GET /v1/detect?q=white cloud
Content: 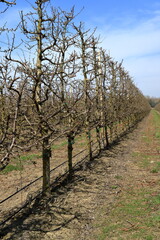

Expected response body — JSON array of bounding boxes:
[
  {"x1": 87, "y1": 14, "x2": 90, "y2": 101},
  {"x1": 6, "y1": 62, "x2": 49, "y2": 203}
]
[
  {"x1": 100, "y1": 12, "x2": 160, "y2": 59},
  {"x1": 98, "y1": 10, "x2": 160, "y2": 97},
  {"x1": 124, "y1": 55, "x2": 160, "y2": 97}
]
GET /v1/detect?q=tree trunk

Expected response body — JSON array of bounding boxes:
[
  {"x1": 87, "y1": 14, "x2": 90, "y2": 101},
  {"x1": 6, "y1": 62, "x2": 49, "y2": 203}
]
[
  {"x1": 110, "y1": 125, "x2": 113, "y2": 143},
  {"x1": 42, "y1": 137, "x2": 51, "y2": 196},
  {"x1": 36, "y1": 1, "x2": 51, "y2": 196},
  {"x1": 67, "y1": 132, "x2": 74, "y2": 179},
  {"x1": 96, "y1": 126, "x2": 101, "y2": 151},
  {"x1": 104, "y1": 125, "x2": 109, "y2": 148},
  {"x1": 86, "y1": 126, "x2": 92, "y2": 161}
]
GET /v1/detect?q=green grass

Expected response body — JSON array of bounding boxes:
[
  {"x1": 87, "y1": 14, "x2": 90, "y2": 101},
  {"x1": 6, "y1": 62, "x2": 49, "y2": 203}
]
[
  {"x1": 151, "y1": 168, "x2": 159, "y2": 173},
  {"x1": 131, "y1": 152, "x2": 140, "y2": 157},
  {"x1": 1, "y1": 153, "x2": 42, "y2": 174},
  {"x1": 155, "y1": 132, "x2": 160, "y2": 139},
  {"x1": 51, "y1": 134, "x2": 89, "y2": 151},
  {"x1": 149, "y1": 194, "x2": 160, "y2": 205},
  {"x1": 94, "y1": 110, "x2": 160, "y2": 240},
  {"x1": 139, "y1": 155, "x2": 151, "y2": 168},
  {"x1": 77, "y1": 142, "x2": 86, "y2": 147},
  {"x1": 1, "y1": 163, "x2": 23, "y2": 174},
  {"x1": 150, "y1": 162, "x2": 160, "y2": 173},
  {"x1": 115, "y1": 175, "x2": 123, "y2": 180},
  {"x1": 132, "y1": 150, "x2": 160, "y2": 172},
  {"x1": 152, "y1": 110, "x2": 160, "y2": 140},
  {"x1": 110, "y1": 185, "x2": 118, "y2": 189},
  {"x1": 19, "y1": 153, "x2": 42, "y2": 161},
  {"x1": 132, "y1": 152, "x2": 152, "y2": 169},
  {"x1": 153, "y1": 110, "x2": 160, "y2": 123},
  {"x1": 97, "y1": 224, "x2": 120, "y2": 240},
  {"x1": 94, "y1": 188, "x2": 160, "y2": 240},
  {"x1": 142, "y1": 135, "x2": 152, "y2": 143},
  {"x1": 145, "y1": 236, "x2": 154, "y2": 240},
  {"x1": 51, "y1": 140, "x2": 68, "y2": 149}
]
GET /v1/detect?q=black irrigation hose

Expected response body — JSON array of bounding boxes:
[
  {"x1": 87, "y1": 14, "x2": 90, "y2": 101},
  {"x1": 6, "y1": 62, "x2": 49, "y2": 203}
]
[
  {"x1": 0, "y1": 134, "x2": 92, "y2": 205},
  {"x1": 0, "y1": 197, "x2": 33, "y2": 227},
  {"x1": 0, "y1": 142, "x2": 98, "y2": 226},
  {"x1": 50, "y1": 160, "x2": 68, "y2": 173},
  {"x1": 0, "y1": 167, "x2": 72, "y2": 228},
  {"x1": 0, "y1": 152, "x2": 90, "y2": 227},
  {"x1": 92, "y1": 140, "x2": 99, "y2": 147},
  {"x1": 72, "y1": 148, "x2": 86, "y2": 159},
  {"x1": 0, "y1": 160, "x2": 70, "y2": 205},
  {"x1": 0, "y1": 133, "x2": 119, "y2": 226},
  {"x1": 0, "y1": 156, "x2": 83, "y2": 205},
  {"x1": 0, "y1": 175, "x2": 43, "y2": 205}
]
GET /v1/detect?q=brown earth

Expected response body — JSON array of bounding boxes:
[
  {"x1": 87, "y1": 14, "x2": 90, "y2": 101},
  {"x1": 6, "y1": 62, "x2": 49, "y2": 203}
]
[
  {"x1": 0, "y1": 110, "x2": 160, "y2": 239},
  {"x1": 0, "y1": 133, "x2": 92, "y2": 222}
]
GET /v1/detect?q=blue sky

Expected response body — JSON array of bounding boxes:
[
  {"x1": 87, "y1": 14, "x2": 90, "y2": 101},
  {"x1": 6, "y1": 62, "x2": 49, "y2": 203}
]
[{"x1": 1, "y1": 0, "x2": 160, "y2": 97}]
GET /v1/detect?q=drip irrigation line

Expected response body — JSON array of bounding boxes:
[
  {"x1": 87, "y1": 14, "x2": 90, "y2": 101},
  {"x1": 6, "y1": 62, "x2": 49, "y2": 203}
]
[
  {"x1": 0, "y1": 152, "x2": 88, "y2": 227},
  {"x1": 72, "y1": 147, "x2": 87, "y2": 159},
  {"x1": 0, "y1": 160, "x2": 68, "y2": 205},
  {"x1": 0, "y1": 143, "x2": 95, "y2": 205},
  {"x1": 0, "y1": 134, "x2": 108, "y2": 206},
  {"x1": 0, "y1": 142, "x2": 100, "y2": 226},
  {"x1": 0, "y1": 139, "x2": 96, "y2": 205},
  {"x1": 0, "y1": 175, "x2": 43, "y2": 205},
  {"x1": 0, "y1": 196, "x2": 33, "y2": 227},
  {"x1": 50, "y1": 160, "x2": 68, "y2": 173},
  {"x1": 92, "y1": 140, "x2": 98, "y2": 147}
]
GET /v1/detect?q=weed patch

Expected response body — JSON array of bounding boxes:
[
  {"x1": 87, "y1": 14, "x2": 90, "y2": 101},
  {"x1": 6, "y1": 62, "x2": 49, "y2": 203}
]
[
  {"x1": 1, "y1": 163, "x2": 23, "y2": 174},
  {"x1": 115, "y1": 175, "x2": 123, "y2": 180},
  {"x1": 19, "y1": 154, "x2": 42, "y2": 161},
  {"x1": 52, "y1": 141, "x2": 68, "y2": 149}
]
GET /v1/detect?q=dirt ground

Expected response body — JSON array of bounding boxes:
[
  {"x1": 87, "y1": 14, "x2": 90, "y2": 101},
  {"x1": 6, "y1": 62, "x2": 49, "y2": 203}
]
[
  {"x1": 0, "y1": 133, "x2": 91, "y2": 222},
  {"x1": 0, "y1": 110, "x2": 160, "y2": 240}
]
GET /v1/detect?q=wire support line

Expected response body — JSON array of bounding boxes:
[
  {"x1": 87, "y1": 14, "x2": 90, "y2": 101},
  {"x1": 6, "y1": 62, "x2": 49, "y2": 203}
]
[{"x1": 0, "y1": 140, "x2": 99, "y2": 205}]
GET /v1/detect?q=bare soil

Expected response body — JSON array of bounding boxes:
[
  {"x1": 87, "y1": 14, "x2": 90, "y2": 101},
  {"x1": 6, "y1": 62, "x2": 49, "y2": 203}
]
[{"x1": 0, "y1": 133, "x2": 91, "y2": 222}]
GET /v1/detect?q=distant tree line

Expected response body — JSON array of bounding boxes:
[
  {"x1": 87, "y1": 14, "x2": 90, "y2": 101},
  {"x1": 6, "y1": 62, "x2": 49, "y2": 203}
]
[
  {"x1": 146, "y1": 96, "x2": 160, "y2": 108},
  {"x1": 155, "y1": 103, "x2": 160, "y2": 112}
]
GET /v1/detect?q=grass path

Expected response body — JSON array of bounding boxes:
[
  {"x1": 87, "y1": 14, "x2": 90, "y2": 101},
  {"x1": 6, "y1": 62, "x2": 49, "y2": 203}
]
[{"x1": 91, "y1": 109, "x2": 160, "y2": 240}]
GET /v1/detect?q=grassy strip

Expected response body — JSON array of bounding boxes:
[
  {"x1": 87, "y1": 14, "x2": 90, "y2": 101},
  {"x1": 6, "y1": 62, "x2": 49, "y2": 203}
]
[
  {"x1": 1, "y1": 163, "x2": 23, "y2": 174},
  {"x1": 1, "y1": 154, "x2": 42, "y2": 174},
  {"x1": 152, "y1": 110, "x2": 160, "y2": 139},
  {"x1": 93, "y1": 110, "x2": 160, "y2": 240},
  {"x1": 95, "y1": 189, "x2": 160, "y2": 240}
]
